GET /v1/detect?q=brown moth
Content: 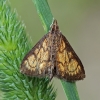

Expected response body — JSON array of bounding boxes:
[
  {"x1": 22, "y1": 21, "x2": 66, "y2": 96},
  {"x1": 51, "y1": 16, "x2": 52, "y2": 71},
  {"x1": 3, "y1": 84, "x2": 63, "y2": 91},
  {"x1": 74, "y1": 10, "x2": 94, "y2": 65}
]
[{"x1": 20, "y1": 19, "x2": 85, "y2": 82}]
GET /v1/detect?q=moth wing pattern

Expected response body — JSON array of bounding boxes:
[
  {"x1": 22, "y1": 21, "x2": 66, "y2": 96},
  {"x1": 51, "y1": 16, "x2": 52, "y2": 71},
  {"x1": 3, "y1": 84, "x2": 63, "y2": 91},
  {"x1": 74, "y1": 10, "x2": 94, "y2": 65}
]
[
  {"x1": 20, "y1": 33, "x2": 53, "y2": 78},
  {"x1": 20, "y1": 19, "x2": 85, "y2": 82},
  {"x1": 56, "y1": 33, "x2": 85, "y2": 81}
]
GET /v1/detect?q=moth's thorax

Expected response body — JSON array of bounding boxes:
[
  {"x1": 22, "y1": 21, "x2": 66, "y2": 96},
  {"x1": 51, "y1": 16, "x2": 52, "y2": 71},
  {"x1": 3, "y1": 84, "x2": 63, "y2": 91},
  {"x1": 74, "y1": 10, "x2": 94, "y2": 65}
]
[
  {"x1": 50, "y1": 19, "x2": 59, "y2": 32},
  {"x1": 49, "y1": 31, "x2": 61, "y2": 53},
  {"x1": 48, "y1": 30, "x2": 61, "y2": 68}
]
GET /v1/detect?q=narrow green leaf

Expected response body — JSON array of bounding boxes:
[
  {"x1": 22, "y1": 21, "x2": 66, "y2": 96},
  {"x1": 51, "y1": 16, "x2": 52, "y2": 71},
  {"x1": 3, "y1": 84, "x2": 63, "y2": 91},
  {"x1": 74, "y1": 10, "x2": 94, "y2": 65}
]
[
  {"x1": 61, "y1": 81, "x2": 80, "y2": 100},
  {"x1": 32, "y1": 0, "x2": 53, "y2": 32}
]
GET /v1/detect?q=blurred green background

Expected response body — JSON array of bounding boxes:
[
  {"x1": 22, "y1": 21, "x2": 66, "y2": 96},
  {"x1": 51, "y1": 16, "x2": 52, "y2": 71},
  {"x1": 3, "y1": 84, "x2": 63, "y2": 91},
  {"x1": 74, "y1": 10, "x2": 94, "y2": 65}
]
[{"x1": 7, "y1": 0, "x2": 100, "y2": 100}]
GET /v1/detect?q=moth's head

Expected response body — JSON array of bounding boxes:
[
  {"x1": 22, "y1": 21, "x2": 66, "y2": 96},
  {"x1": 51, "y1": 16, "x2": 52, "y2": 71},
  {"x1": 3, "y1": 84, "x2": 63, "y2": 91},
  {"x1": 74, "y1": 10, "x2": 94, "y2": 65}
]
[{"x1": 50, "y1": 19, "x2": 59, "y2": 32}]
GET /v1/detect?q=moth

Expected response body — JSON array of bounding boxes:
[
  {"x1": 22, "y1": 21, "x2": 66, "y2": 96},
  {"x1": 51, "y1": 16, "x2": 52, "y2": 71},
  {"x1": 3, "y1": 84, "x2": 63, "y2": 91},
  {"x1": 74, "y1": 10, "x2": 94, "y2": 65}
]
[{"x1": 20, "y1": 19, "x2": 85, "y2": 82}]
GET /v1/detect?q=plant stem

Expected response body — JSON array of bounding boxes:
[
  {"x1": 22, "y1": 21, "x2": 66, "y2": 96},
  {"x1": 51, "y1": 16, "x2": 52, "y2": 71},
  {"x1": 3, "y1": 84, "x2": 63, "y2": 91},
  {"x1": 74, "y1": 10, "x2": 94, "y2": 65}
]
[
  {"x1": 32, "y1": 0, "x2": 80, "y2": 100},
  {"x1": 33, "y1": 0, "x2": 53, "y2": 32},
  {"x1": 61, "y1": 81, "x2": 80, "y2": 100}
]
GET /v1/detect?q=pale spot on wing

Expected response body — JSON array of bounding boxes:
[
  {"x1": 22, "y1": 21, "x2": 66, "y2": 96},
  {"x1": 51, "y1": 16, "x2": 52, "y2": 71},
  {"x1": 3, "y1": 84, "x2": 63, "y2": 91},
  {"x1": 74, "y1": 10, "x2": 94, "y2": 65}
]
[
  {"x1": 68, "y1": 52, "x2": 73, "y2": 58},
  {"x1": 39, "y1": 62, "x2": 46, "y2": 74},
  {"x1": 28, "y1": 55, "x2": 35, "y2": 62},
  {"x1": 37, "y1": 48, "x2": 43, "y2": 59},
  {"x1": 23, "y1": 60, "x2": 35, "y2": 71},
  {"x1": 42, "y1": 51, "x2": 49, "y2": 60},
  {"x1": 78, "y1": 65, "x2": 81, "y2": 70},
  {"x1": 76, "y1": 66, "x2": 80, "y2": 73},
  {"x1": 57, "y1": 63, "x2": 65, "y2": 76},
  {"x1": 37, "y1": 52, "x2": 40, "y2": 58},
  {"x1": 59, "y1": 40, "x2": 65, "y2": 52},
  {"x1": 56, "y1": 50, "x2": 66, "y2": 65},
  {"x1": 65, "y1": 51, "x2": 69, "y2": 63},
  {"x1": 74, "y1": 70, "x2": 77, "y2": 75},
  {"x1": 66, "y1": 62, "x2": 81, "y2": 76},
  {"x1": 71, "y1": 72, "x2": 74, "y2": 76},
  {"x1": 27, "y1": 55, "x2": 36, "y2": 68},
  {"x1": 43, "y1": 39, "x2": 48, "y2": 51},
  {"x1": 33, "y1": 60, "x2": 37, "y2": 67},
  {"x1": 40, "y1": 62, "x2": 46, "y2": 69},
  {"x1": 31, "y1": 67, "x2": 35, "y2": 71},
  {"x1": 34, "y1": 48, "x2": 39, "y2": 54},
  {"x1": 68, "y1": 59, "x2": 78, "y2": 72},
  {"x1": 59, "y1": 63, "x2": 64, "y2": 72}
]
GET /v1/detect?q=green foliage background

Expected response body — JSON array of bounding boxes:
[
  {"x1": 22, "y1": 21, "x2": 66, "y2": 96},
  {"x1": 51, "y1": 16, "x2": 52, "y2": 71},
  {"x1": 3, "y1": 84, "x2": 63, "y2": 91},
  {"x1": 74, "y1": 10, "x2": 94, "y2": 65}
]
[{"x1": 1, "y1": 0, "x2": 100, "y2": 100}]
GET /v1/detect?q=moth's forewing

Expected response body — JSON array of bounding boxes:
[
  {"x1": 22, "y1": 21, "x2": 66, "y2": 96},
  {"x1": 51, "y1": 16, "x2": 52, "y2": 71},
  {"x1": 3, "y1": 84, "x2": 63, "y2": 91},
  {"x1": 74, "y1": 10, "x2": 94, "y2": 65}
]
[
  {"x1": 20, "y1": 33, "x2": 54, "y2": 79},
  {"x1": 55, "y1": 33, "x2": 85, "y2": 81}
]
